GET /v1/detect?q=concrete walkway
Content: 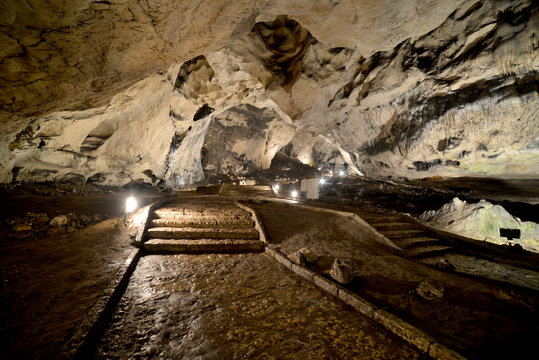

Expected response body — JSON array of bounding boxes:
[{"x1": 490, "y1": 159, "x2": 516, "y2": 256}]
[{"x1": 96, "y1": 253, "x2": 421, "y2": 359}]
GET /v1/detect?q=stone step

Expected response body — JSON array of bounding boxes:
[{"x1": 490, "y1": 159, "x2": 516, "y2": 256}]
[
  {"x1": 156, "y1": 206, "x2": 245, "y2": 213},
  {"x1": 154, "y1": 209, "x2": 249, "y2": 219},
  {"x1": 372, "y1": 222, "x2": 418, "y2": 231},
  {"x1": 143, "y1": 239, "x2": 264, "y2": 253},
  {"x1": 362, "y1": 215, "x2": 405, "y2": 224},
  {"x1": 162, "y1": 204, "x2": 240, "y2": 211},
  {"x1": 406, "y1": 245, "x2": 453, "y2": 259},
  {"x1": 381, "y1": 229, "x2": 428, "y2": 239},
  {"x1": 147, "y1": 227, "x2": 260, "y2": 240},
  {"x1": 219, "y1": 185, "x2": 272, "y2": 197},
  {"x1": 151, "y1": 218, "x2": 255, "y2": 229},
  {"x1": 395, "y1": 237, "x2": 441, "y2": 249}
]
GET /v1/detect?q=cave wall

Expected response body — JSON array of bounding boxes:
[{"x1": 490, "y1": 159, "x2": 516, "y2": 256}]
[
  {"x1": 322, "y1": 0, "x2": 539, "y2": 176},
  {"x1": 1, "y1": 0, "x2": 538, "y2": 186},
  {"x1": 0, "y1": 0, "x2": 464, "y2": 121}
]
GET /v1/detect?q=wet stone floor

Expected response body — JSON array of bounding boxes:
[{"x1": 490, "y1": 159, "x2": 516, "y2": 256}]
[{"x1": 96, "y1": 253, "x2": 422, "y2": 359}]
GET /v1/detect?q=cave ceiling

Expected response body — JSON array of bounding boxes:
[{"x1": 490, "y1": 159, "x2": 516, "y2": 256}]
[{"x1": 0, "y1": 0, "x2": 538, "y2": 186}]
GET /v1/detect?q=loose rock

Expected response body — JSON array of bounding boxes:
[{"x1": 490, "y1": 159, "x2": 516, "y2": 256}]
[
  {"x1": 50, "y1": 215, "x2": 70, "y2": 227},
  {"x1": 13, "y1": 224, "x2": 32, "y2": 232},
  {"x1": 288, "y1": 251, "x2": 306, "y2": 266},
  {"x1": 415, "y1": 281, "x2": 444, "y2": 301},
  {"x1": 298, "y1": 247, "x2": 318, "y2": 263},
  {"x1": 436, "y1": 258, "x2": 455, "y2": 271},
  {"x1": 79, "y1": 214, "x2": 94, "y2": 225},
  {"x1": 329, "y1": 258, "x2": 360, "y2": 284}
]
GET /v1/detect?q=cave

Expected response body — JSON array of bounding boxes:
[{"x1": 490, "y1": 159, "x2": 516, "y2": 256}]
[{"x1": 1, "y1": 1, "x2": 538, "y2": 359}]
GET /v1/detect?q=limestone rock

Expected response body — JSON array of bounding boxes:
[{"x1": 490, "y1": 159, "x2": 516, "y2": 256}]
[
  {"x1": 298, "y1": 247, "x2": 319, "y2": 263},
  {"x1": 202, "y1": 104, "x2": 295, "y2": 177},
  {"x1": 79, "y1": 215, "x2": 94, "y2": 225},
  {"x1": 436, "y1": 258, "x2": 455, "y2": 271},
  {"x1": 0, "y1": 0, "x2": 537, "y2": 184},
  {"x1": 329, "y1": 258, "x2": 360, "y2": 284},
  {"x1": 50, "y1": 215, "x2": 70, "y2": 227},
  {"x1": 288, "y1": 247, "x2": 319, "y2": 266},
  {"x1": 49, "y1": 213, "x2": 80, "y2": 227},
  {"x1": 13, "y1": 224, "x2": 32, "y2": 232},
  {"x1": 420, "y1": 197, "x2": 539, "y2": 253},
  {"x1": 26, "y1": 212, "x2": 50, "y2": 224},
  {"x1": 0, "y1": 0, "x2": 464, "y2": 122},
  {"x1": 415, "y1": 281, "x2": 444, "y2": 301},
  {"x1": 288, "y1": 251, "x2": 306, "y2": 266}
]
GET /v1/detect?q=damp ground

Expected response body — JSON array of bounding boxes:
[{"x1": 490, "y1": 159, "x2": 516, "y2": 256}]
[
  {"x1": 0, "y1": 184, "x2": 168, "y2": 360},
  {"x1": 249, "y1": 200, "x2": 539, "y2": 359},
  {"x1": 1, "y1": 178, "x2": 538, "y2": 359},
  {"x1": 95, "y1": 253, "x2": 421, "y2": 359}
]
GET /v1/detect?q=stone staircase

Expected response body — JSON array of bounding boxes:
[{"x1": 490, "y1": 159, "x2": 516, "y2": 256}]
[
  {"x1": 218, "y1": 184, "x2": 272, "y2": 198},
  {"x1": 359, "y1": 212, "x2": 452, "y2": 259},
  {"x1": 143, "y1": 198, "x2": 264, "y2": 253}
]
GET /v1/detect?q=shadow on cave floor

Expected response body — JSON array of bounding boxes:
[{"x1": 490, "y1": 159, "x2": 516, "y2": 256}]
[{"x1": 0, "y1": 184, "x2": 169, "y2": 360}]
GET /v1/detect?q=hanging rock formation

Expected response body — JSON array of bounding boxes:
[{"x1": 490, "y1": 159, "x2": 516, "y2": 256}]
[{"x1": 0, "y1": 0, "x2": 537, "y2": 186}]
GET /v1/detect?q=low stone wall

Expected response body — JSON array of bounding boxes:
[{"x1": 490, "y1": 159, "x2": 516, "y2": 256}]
[
  {"x1": 265, "y1": 245, "x2": 466, "y2": 360},
  {"x1": 239, "y1": 199, "x2": 465, "y2": 359}
]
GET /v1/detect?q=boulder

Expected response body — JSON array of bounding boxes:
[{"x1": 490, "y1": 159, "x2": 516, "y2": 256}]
[
  {"x1": 420, "y1": 198, "x2": 539, "y2": 253},
  {"x1": 329, "y1": 258, "x2": 360, "y2": 284}
]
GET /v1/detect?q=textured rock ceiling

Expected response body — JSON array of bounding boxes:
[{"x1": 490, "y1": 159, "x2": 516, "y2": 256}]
[{"x1": 0, "y1": 0, "x2": 538, "y2": 186}]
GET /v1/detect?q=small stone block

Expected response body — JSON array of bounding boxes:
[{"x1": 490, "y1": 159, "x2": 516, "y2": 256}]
[
  {"x1": 373, "y1": 309, "x2": 431, "y2": 353},
  {"x1": 428, "y1": 343, "x2": 467, "y2": 360},
  {"x1": 273, "y1": 252, "x2": 293, "y2": 269},
  {"x1": 313, "y1": 275, "x2": 339, "y2": 297},
  {"x1": 291, "y1": 263, "x2": 314, "y2": 282},
  {"x1": 338, "y1": 289, "x2": 376, "y2": 318}
]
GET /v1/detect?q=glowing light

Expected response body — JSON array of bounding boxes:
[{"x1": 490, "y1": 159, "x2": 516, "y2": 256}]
[
  {"x1": 339, "y1": 171, "x2": 345, "y2": 176},
  {"x1": 319, "y1": 178, "x2": 325, "y2": 185},
  {"x1": 292, "y1": 190, "x2": 298, "y2": 198},
  {"x1": 126, "y1": 197, "x2": 137, "y2": 213},
  {"x1": 274, "y1": 184, "x2": 280, "y2": 191}
]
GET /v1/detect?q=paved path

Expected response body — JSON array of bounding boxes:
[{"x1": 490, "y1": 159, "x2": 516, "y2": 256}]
[{"x1": 96, "y1": 253, "x2": 421, "y2": 359}]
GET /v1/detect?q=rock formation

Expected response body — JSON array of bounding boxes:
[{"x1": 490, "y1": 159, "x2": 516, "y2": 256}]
[
  {"x1": 420, "y1": 197, "x2": 539, "y2": 252},
  {"x1": 0, "y1": 0, "x2": 537, "y2": 185}
]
